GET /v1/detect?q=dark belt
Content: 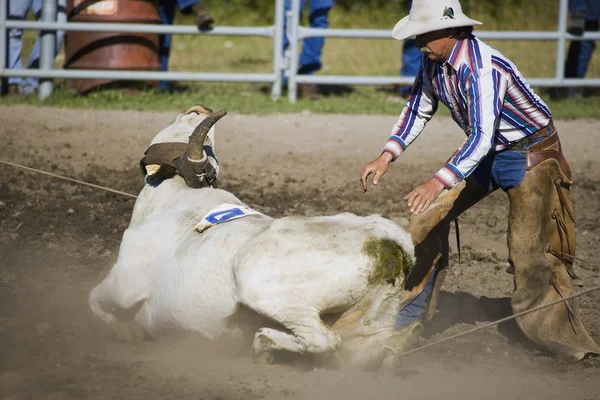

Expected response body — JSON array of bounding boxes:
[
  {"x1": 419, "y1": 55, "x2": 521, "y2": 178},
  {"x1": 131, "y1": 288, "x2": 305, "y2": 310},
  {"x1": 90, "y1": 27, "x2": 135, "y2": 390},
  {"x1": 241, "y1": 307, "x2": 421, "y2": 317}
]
[
  {"x1": 507, "y1": 119, "x2": 572, "y2": 180},
  {"x1": 509, "y1": 120, "x2": 556, "y2": 151}
]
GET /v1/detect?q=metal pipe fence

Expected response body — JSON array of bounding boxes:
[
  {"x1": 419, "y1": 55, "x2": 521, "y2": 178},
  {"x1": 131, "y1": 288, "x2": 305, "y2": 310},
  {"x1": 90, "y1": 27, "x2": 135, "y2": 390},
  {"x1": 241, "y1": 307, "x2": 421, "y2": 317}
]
[
  {"x1": 1, "y1": 0, "x2": 599, "y2": 103},
  {"x1": 38, "y1": 0, "x2": 57, "y2": 99},
  {"x1": 286, "y1": 0, "x2": 600, "y2": 102},
  {"x1": 0, "y1": 0, "x2": 286, "y2": 100}
]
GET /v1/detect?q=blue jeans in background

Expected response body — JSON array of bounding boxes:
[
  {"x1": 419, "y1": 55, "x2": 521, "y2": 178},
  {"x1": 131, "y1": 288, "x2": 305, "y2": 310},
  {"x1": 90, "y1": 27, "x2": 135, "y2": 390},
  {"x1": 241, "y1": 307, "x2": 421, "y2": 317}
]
[
  {"x1": 8, "y1": 0, "x2": 66, "y2": 94},
  {"x1": 398, "y1": 0, "x2": 421, "y2": 97},
  {"x1": 158, "y1": 0, "x2": 204, "y2": 91},
  {"x1": 565, "y1": 0, "x2": 600, "y2": 85},
  {"x1": 282, "y1": 0, "x2": 333, "y2": 83}
]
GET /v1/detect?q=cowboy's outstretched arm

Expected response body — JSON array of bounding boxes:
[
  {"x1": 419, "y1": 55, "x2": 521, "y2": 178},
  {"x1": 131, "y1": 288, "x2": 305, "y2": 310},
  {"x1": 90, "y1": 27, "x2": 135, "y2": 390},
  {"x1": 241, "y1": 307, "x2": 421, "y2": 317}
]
[{"x1": 361, "y1": 61, "x2": 439, "y2": 193}]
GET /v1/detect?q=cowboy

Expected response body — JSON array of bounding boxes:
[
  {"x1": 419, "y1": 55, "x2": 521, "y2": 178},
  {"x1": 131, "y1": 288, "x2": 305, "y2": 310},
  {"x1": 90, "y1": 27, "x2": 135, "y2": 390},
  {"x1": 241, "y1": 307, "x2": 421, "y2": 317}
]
[{"x1": 360, "y1": 0, "x2": 600, "y2": 361}]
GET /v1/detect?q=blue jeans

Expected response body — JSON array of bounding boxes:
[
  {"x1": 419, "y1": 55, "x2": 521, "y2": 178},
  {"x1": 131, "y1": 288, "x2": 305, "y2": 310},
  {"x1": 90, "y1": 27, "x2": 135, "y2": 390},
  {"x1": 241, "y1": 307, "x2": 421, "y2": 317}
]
[
  {"x1": 569, "y1": 0, "x2": 600, "y2": 17},
  {"x1": 8, "y1": 0, "x2": 66, "y2": 93},
  {"x1": 395, "y1": 268, "x2": 436, "y2": 329},
  {"x1": 565, "y1": 0, "x2": 600, "y2": 80},
  {"x1": 398, "y1": 0, "x2": 421, "y2": 97},
  {"x1": 283, "y1": 0, "x2": 333, "y2": 81},
  {"x1": 158, "y1": 0, "x2": 203, "y2": 91},
  {"x1": 396, "y1": 132, "x2": 550, "y2": 329}
]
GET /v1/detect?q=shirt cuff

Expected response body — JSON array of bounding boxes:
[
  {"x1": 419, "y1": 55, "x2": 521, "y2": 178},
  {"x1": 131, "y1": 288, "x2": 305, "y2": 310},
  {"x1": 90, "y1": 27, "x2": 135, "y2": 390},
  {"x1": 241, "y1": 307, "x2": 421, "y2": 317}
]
[
  {"x1": 382, "y1": 137, "x2": 407, "y2": 161},
  {"x1": 434, "y1": 164, "x2": 465, "y2": 189}
]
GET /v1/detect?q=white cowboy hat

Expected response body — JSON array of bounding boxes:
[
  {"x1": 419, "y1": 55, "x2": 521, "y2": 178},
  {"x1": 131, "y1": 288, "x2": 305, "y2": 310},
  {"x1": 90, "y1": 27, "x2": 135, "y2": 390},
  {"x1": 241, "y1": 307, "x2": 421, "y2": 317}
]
[{"x1": 392, "y1": 0, "x2": 482, "y2": 41}]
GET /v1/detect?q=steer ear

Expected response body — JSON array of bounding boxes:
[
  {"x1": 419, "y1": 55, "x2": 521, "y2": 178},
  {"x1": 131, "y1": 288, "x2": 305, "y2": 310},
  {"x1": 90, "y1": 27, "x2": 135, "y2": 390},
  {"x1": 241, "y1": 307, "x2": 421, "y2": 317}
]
[
  {"x1": 175, "y1": 104, "x2": 215, "y2": 123},
  {"x1": 184, "y1": 104, "x2": 214, "y2": 116}
]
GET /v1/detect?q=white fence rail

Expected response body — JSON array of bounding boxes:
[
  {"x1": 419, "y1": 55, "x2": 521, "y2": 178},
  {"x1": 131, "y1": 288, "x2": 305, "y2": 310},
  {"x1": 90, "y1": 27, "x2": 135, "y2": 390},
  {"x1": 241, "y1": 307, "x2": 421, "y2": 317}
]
[
  {"x1": 1, "y1": 0, "x2": 599, "y2": 103},
  {"x1": 0, "y1": 0, "x2": 286, "y2": 99}
]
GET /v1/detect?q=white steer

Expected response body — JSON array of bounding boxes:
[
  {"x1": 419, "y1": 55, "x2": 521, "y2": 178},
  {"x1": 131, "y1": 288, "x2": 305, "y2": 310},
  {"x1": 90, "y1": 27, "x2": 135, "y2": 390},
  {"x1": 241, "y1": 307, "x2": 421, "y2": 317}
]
[{"x1": 89, "y1": 105, "x2": 422, "y2": 370}]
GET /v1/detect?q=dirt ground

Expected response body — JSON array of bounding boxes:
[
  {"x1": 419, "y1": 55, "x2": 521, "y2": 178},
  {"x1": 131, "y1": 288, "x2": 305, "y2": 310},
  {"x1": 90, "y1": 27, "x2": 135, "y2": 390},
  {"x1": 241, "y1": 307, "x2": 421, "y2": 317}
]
[{"x1": 1, "y1": 105, "x2": 599, "y2": 399}]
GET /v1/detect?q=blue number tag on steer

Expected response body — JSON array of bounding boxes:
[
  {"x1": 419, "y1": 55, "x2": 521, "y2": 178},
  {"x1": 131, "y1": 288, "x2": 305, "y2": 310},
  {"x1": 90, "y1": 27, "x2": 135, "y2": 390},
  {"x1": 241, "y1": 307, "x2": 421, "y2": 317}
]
[
  {"x1": 194, "y1": 203, "x2": 265, "y2": 233},
  {"x1": 205, "y1": 208, "x2": 244, "y2": 224}
]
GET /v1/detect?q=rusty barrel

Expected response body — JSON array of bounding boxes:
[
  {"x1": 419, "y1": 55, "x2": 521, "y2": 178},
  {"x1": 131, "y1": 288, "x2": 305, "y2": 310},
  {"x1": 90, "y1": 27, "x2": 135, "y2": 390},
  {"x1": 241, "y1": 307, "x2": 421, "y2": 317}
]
[{"x1": 64, "y1": 0, "x2": 161, "y2": 94}]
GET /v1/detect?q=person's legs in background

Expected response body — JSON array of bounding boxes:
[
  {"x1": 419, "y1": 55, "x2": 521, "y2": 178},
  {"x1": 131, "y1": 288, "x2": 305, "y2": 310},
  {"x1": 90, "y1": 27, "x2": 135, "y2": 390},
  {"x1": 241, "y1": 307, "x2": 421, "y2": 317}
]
[
  {"x1": 564, "y1": 0, "x2": 600, "y2": 98},
  {"x1": 158, "y1": 0, "x2": 177, "y2": 91},
  {"x1": 158, "y1": 0, "x2": 211, "y2": 92},
  {"x1": 398, "y1": 37, "x2": 421, "y2": 97},
  {"x1": 297, "y1": 0, "x2": 332, "y2": 98},
  {"x1": 297, "y1": 0, "x2": 332, "y2": 75},
  {"x1": 19, "y1": 0, "x2": 67, "y2": 95},
  {"x1": 185, "y1": 0, "x2": 214, "y2": 31},
  {"x1": 567, "y1": 0, "x2": 590, "y2": 35},
  {"x1": 397, "y1": 0, "x2": 420, "y2": 97},
  {"x1": 282, "y1": 0, "x2": 306, "y2": 86},
  {"x1": 6, "y1": 0, "x2": 34, "y2": 95},
  {"x1": 282, "y1": 0, "x2": 332, "y2": 98},
  {"x1": 565, "y1": 22, "x2": 598, "y2": 82}
]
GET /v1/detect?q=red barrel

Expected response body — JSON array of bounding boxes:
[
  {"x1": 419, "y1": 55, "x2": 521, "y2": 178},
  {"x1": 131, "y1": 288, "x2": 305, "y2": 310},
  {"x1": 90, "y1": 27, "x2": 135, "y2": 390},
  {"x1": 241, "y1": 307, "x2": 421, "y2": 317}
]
[{"x1": 64, "y1": 0, "x2": 161, "y2": 93}]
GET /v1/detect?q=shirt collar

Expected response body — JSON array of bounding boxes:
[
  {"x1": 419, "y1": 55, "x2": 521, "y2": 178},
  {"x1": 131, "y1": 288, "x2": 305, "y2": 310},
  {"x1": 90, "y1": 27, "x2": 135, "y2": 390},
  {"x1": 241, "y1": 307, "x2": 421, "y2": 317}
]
[{"x1": 444, "y1": 39, "x2": 465, "y2": 71}]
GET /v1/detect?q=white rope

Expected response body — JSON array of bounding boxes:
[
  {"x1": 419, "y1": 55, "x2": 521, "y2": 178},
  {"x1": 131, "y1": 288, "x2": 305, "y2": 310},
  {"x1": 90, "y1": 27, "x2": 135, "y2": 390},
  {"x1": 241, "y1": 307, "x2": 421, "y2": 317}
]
[
  {"x1": 0, "y1": 159, "x2": 138, "y2": 199},
  {"x1": 396, "y1": 284, "x2": 600, "y2": 358}
]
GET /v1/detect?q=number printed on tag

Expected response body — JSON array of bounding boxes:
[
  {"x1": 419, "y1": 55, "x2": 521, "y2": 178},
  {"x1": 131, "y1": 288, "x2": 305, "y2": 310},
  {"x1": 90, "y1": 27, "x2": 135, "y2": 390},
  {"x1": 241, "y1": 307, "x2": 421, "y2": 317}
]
[{"x1": 205, "y1": 208, "x2": 244, "y2": 224}]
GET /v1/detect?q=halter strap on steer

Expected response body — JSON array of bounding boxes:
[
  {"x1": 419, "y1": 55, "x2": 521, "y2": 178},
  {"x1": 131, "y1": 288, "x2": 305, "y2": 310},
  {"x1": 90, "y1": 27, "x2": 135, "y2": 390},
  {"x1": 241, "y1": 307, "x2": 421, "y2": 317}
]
[
  {"x1": 139, "y1": 142, "x2": 188, "y2": 174},
  {"x1": 173, "y1": 152, "x2": 217, "y2": 189},
  {"x1": 139, "y1": 142, "x2": 217, "y2": 188}
]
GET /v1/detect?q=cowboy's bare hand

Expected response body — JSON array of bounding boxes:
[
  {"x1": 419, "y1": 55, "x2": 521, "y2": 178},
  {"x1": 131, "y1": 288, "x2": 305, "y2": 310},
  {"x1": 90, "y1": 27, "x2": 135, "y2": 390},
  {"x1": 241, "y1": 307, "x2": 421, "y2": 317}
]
[
  {"x1": 360, "y1": 153, "x2": 394, "y2": 193},
  {"x1": 404, "y1": 178, "x2": 445, "y2": 214}
]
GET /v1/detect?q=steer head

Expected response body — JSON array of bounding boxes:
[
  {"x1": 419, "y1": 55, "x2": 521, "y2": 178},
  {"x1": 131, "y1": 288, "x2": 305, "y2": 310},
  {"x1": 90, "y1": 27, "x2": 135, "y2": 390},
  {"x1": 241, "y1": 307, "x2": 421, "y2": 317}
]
[{"x1": 140, "y1": 104, "x2": 227, "y2": 188}]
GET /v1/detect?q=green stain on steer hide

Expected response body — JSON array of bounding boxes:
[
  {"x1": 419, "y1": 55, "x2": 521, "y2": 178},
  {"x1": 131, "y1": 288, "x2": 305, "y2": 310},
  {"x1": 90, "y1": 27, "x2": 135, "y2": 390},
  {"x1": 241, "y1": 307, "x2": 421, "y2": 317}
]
[{"x1": 363, "y1": 238, "x2": 413, "y2": 285}]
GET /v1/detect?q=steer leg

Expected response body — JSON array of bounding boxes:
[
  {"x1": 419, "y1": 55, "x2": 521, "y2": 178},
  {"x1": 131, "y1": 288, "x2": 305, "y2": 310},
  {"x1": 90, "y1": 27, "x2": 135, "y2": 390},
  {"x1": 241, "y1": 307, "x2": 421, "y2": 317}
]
[
  {"x1": 252, "y1": 328, "x2": 301, "y2": 364},
  {"x1": 250, "y1": 309, "x2": 342, "y2": 362}
]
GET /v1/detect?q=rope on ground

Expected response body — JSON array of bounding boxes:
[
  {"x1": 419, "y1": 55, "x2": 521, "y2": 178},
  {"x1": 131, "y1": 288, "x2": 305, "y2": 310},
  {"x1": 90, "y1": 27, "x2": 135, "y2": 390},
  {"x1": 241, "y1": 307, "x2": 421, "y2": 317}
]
[
  {"x1": 0, "y1": 159, "x2": 138, "y2": 199},
  {"x1": 396, "y1": 284, "x2": 600, "y2": 358},
  {"x1": 2, "y1": 159, "x2": 600, "y2": 358}
]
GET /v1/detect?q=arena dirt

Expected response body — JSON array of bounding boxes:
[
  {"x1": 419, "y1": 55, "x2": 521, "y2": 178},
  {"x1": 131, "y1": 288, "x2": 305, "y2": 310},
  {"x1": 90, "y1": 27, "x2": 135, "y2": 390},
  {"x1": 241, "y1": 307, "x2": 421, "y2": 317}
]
[{"x1": 1, "y1": 105, "x2": 599, "y2": 399}]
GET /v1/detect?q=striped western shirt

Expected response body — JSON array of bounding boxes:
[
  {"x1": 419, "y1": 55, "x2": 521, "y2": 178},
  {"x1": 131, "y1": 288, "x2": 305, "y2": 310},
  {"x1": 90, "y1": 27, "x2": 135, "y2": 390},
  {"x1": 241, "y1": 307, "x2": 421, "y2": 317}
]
[{"x1": 383, "y1": 35, "x2": 552, "y2": 189}]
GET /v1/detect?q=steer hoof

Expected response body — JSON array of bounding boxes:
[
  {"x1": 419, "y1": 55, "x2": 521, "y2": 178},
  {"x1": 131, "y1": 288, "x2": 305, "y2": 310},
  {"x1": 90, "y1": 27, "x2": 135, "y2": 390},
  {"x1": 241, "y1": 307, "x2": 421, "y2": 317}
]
[
  {"x1": 253, "y1": 351, "x2": 275, "y2": 365},
  {"x1": 110, "y1": 320, "x2": 145, "y2": 343},
  {"x1": 381, "y1": 352, "x2": 400, "y2": 371},
  {"x1": 583, "y1": 352, "x2": 600, "y2": 368}
]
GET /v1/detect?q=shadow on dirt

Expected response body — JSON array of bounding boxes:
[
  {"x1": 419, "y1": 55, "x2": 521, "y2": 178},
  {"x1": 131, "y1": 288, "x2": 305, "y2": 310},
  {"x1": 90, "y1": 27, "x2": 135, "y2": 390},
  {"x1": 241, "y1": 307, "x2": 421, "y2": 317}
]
[{"x1": 425, "y1": 291, "x2": 537, "y2": 350}]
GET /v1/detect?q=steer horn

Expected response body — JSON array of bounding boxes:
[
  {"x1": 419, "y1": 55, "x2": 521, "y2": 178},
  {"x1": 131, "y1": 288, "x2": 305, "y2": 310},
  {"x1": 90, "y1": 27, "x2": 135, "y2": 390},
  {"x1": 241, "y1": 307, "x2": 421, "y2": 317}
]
[
  {"x1": 187, "y1": 108, "x2": 227, "y2": 161},
  {"x1": 173, "y1": 108, "x2": 227, "y2": 189}
]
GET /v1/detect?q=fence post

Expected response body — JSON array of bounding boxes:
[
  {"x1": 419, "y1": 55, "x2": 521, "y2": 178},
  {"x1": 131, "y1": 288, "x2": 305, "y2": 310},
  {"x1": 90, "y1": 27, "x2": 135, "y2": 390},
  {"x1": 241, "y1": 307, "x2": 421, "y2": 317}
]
[
  {"x1": 38, "y1": 0, "x2": 57, "y2": 100},
  {"x1": 0, "y1": 0, "x2": 7, "y2": 94},
  {"x1": 271, "y1": 0, "x2": 285, "y2": 101},
  {"x1": 287, "y1": 0, "x2": 300, "y2": 103},
  {"x1": 555, "y1": 0, "x2": 568, "y2": 85}
]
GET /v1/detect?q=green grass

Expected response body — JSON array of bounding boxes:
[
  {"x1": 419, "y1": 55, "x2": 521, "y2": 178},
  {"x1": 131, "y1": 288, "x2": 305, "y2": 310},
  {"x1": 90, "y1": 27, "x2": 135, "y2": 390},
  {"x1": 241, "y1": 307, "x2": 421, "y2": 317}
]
[
  {"x1": 4, "y1": 80, "x2": 600, "y2": 119},
  {"x1": 2, "y1": 3, "x2": 600, "y2": 118}
]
